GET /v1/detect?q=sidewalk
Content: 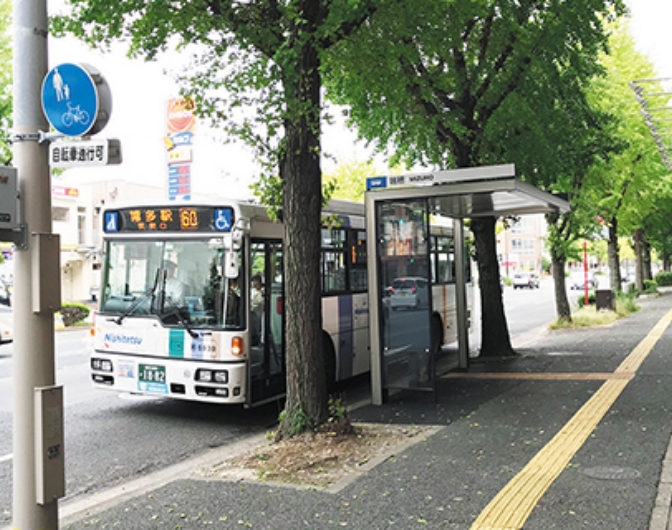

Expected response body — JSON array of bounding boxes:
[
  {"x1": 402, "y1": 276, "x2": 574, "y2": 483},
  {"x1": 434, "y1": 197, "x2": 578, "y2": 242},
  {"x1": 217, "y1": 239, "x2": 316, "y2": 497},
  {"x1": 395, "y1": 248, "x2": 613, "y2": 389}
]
[{"x1": 57, "y1": 291, "x2": 672, "y2": 529}]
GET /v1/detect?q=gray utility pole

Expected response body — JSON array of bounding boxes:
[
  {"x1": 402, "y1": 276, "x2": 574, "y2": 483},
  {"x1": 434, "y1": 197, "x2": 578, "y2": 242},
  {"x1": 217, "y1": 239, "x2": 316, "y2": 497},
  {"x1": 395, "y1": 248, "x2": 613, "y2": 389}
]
[{"x1": 13, "y1": 0, "x2": 64, "y2": 527}]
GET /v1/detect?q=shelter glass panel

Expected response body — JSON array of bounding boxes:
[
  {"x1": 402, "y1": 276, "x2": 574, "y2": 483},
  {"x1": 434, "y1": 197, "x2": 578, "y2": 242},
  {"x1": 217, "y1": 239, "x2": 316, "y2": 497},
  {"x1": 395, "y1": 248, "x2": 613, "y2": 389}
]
[{"x1": 377, "y1": 199, "x2": 432, "y2": 392}]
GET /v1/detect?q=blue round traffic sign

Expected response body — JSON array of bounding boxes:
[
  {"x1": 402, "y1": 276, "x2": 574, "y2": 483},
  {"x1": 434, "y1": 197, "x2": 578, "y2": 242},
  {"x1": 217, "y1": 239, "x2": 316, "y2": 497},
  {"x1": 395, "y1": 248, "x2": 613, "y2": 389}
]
[{"x1": 41, "y1": 63, "x2": 111, "y2": 137}]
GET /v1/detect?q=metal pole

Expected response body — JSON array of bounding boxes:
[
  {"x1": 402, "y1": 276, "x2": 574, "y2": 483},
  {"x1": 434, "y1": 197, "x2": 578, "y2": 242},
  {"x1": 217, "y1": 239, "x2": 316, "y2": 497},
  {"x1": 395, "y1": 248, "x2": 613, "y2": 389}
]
[
  {"x1": 454, "y1": 218, "x2": 469, "y2": 369},
  {"x1": 583, "y1": 241, "x2": 589, "y2": 306},
  {"x1": 12, "y1": 0, "x2": 60, "y2": 526}
]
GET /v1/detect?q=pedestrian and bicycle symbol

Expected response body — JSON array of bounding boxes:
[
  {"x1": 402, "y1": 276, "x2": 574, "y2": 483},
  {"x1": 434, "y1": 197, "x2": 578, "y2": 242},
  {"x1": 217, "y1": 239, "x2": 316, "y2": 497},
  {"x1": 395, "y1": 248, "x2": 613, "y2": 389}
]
[
  {"x1": 41, "y1": 63, "x2": 112, "y2": 137},
  {"x1": 62, "y1": 101, "x2": 90, "y2": 128}
]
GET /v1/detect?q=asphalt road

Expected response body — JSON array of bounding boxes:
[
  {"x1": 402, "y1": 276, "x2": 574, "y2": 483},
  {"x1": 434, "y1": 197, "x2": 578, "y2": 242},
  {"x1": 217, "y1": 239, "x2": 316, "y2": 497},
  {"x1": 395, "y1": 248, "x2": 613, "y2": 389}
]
[
  {"x1": 0, "y1": 279, "x2": 559, "y2": 527},
  {"x1": 503, "y1": 276, "x2": 557, "y2": 340},
  {"x1": 0, "y1": 329, "x2": 279, "y2": 528}
]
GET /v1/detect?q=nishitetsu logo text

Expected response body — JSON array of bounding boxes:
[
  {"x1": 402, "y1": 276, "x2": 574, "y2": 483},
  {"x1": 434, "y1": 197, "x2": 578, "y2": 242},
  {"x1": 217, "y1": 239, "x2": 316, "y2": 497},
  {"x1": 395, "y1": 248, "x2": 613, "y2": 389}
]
[{"x1": 103, "y1": 333, "x2": 143, "y2": 346}]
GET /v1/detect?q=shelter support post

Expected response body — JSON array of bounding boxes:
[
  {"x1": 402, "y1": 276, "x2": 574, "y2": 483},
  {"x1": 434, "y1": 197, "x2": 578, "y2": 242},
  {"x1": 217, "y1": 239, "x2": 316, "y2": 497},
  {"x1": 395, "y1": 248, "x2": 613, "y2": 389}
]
[
  {"x1": 366, "y1": 193, "x2": 384, "y2": 405},
  {"x1": 454, "y1": 219, "x2": 469, "y2": 369}
]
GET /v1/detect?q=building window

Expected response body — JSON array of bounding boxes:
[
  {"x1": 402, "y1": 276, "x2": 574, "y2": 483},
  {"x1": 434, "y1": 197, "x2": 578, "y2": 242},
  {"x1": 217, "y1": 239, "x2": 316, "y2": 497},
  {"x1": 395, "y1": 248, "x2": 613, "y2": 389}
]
[
  {"x1": 511, "y1": 217, "x2": 533, "y2": 234},
  {"x1": 511, "y1": 238, "x2": 535, "y2": 253},
  {"x1": 78, "y1": 207, "x2": 87, "y2": 245},
  {"x1": 52, "y1": 207, "x2": 69, "y2": 222}
]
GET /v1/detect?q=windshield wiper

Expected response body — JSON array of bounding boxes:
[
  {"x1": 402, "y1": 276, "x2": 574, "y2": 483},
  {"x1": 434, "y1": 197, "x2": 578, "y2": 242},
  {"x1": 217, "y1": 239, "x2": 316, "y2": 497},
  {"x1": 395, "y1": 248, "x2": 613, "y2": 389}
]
[
  {"x1": 111, "y1": 268, "x2": 160, "y2": 325},
  {"x1": 160, "y1": 305, "x2": 198, "y2": 338}
]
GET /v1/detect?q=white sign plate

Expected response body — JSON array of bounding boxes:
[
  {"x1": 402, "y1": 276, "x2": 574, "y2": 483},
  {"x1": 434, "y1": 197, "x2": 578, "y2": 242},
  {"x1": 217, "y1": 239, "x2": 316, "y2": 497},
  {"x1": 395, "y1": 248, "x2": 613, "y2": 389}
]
[{"x1": 49, "y1": 139, "x2": 122, "y2": 168}]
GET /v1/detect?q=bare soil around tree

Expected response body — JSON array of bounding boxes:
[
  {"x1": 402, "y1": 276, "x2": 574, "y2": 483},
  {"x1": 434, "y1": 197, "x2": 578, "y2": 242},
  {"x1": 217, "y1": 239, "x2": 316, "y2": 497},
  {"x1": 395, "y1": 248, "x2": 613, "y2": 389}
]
[{"x1": 198, "y1": 422, "x2": 438, "y2": 491}]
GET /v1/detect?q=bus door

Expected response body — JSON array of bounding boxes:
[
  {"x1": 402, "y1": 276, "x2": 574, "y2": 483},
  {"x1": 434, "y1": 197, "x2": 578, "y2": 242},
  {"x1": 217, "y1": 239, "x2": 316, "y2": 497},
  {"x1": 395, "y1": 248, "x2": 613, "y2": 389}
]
[
  {"x1": 248, "y1": 240, "x2": 286, "y2": 406},
  {"x1": 377, "y1": 199, "x2": 434, "y2": 392}
]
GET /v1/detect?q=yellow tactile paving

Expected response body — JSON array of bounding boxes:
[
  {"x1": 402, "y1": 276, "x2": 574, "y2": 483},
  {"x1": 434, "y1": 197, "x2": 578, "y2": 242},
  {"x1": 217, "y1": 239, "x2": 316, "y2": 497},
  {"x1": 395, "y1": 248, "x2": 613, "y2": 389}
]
[
  {"x1": 470, "y1": 308, "x2": 672, "y2": 530},
  {"x1": 444, "y1": 372, "x2": 633, "y2": 381}
]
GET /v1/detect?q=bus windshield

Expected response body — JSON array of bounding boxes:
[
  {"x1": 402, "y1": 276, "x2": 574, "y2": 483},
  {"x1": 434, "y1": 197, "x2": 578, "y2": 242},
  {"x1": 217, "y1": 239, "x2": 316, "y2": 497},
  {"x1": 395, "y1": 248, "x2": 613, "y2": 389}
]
[{"x1": 100, "y1": 238, "x2": 245, "y2": 330}]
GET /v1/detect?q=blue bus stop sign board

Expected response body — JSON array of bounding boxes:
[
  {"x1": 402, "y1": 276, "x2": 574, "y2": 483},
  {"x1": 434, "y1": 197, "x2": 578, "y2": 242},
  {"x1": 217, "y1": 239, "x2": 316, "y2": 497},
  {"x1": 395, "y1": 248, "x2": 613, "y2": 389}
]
[{"x1": 41, "y1": 63, "x2": 99, "y2": 137}]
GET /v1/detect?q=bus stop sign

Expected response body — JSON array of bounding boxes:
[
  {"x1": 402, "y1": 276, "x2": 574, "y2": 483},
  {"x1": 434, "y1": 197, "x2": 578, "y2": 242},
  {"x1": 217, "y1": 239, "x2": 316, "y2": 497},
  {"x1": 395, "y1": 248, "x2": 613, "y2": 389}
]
[{"x1": 41, "y1": 63, "x2": 112, "y2": 137}]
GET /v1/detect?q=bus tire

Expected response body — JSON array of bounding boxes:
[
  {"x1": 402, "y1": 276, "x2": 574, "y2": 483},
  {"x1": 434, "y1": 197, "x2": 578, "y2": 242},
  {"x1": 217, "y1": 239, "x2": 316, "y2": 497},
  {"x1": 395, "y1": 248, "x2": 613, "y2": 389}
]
[
  {"x1": 322, "y1": 332, "x2": 337, "y2": 392},
  {"x1": 431, "y1": 314, "x2": 443, "y2": 360}
]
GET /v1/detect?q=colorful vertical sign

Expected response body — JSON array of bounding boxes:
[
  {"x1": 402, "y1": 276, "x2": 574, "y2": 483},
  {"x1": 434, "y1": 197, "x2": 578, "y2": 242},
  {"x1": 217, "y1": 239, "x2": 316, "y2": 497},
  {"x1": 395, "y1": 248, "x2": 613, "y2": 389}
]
[{"x1": 166, "y1": 98, "x2": 196, "y2": 201}]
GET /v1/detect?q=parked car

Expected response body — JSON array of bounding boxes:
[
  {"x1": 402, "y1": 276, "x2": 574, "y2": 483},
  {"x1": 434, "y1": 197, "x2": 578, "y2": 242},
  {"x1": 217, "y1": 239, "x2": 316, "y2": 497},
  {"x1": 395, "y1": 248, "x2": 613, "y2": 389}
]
[
  {"x1": 569, "y1": 271, "x2": 596, "y2": 290},
  {"x1": 0, "y1": 315, "x2": 12, "y2": 344},
  {"x1": 0, "y1": 278, "x2": 10, "y2": 306},
  {"x1": 512, "y1": 272, "x2": 540, "y2": 289},
  {"x1": 389, "y1": 277, "x2": 429, "y2": 309}
]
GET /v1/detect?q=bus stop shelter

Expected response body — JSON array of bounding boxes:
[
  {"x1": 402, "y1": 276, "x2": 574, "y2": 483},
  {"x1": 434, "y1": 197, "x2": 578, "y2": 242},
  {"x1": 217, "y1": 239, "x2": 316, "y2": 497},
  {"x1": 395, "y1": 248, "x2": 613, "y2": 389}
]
[{"x1": 365, "y1": 164, "x2": 570, "y2": 405}]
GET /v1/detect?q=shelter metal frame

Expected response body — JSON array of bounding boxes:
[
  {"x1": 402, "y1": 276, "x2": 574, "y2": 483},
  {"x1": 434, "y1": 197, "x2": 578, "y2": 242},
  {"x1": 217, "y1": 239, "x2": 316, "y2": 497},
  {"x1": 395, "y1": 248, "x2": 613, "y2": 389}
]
[{"x1": 365, "y1": 164, "x2": 570, "y2": 405}]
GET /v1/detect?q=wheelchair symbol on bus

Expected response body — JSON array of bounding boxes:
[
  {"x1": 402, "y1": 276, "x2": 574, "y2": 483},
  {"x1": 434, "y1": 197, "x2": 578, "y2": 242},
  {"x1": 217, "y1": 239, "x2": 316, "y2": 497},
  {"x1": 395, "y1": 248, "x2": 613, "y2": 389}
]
[{"x1": 214, "y1": 209, "x2": 232, "y2": 231}]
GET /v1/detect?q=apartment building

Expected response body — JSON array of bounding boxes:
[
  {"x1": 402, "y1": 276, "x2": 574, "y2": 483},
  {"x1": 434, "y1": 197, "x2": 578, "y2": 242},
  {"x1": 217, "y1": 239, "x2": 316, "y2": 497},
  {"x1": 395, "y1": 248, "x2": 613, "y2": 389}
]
[
  {"x1": 0, "y1": 179, "x2": 168, "y2": 304},
  {"x1": 496, "y1": 214, "x2": 547, "y2": 278}
]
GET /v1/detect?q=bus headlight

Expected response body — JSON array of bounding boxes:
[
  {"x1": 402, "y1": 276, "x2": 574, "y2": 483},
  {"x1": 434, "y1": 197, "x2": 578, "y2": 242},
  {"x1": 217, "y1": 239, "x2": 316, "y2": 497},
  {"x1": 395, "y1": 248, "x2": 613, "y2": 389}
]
[
  {"x1": 196, "y1": 369, "x2": 212, "y2": 382},
  {"x1": 196, "y1": 369, "x2": 228, "y2": 384},
  {"x1": 91, "y1": 358, "x2": 113, "y2": 372}
]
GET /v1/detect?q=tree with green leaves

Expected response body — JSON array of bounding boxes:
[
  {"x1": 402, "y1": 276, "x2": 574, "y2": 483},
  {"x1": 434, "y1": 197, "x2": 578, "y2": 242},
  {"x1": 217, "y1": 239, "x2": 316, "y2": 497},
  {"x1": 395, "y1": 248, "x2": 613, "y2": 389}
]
[
  {"x1": 323, "y1": 159, "x2": 375, "y2": 203},
  {"x1": 53, "y1": 0, "x2": 380, "y2": 439},
  {"x1": 583, "y1": 20, "x2": 670, "y2": 294},
  {"x1": 0, "y1": 0, "x2": 12, "y2": 164},
  {"x1": 326, "y1": 0, "x2": 624, "y2": 354}
]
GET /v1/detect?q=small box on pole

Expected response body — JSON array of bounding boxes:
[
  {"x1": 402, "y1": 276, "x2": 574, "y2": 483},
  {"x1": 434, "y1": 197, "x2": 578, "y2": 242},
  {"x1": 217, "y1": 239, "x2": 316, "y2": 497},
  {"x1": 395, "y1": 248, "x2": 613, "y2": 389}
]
[
  {"x1": 34, "y1": 385, "x2": 65, "y2": 505},
  {"x1": 31, "y1": 233, "x2": 61, "y2": 313},
  {"x1": 0, "y1": 166, "x2": 19, "y2": 230}
]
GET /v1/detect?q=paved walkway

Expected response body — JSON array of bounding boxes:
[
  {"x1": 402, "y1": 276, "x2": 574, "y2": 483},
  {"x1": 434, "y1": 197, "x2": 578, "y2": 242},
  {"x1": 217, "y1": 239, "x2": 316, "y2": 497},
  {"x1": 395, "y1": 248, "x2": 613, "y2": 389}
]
[{"x1": 17, "y1": 291, "x2": 672, "y2": 529}]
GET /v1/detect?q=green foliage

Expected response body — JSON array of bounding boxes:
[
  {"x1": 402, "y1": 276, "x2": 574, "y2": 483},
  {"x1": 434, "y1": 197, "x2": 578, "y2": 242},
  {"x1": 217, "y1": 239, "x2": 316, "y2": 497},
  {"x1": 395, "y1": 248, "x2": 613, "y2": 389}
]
[
  {"x1": 551, "y1": 291, "x2": 639, "y2": 329},
  {"x1": 327, "y1": 396, "x2": 347, "y2": 423},
  {"x1": 577, "y1": 292, "x2": 597, "y2": 308},
  {"x1": 0, "y1": 0, "x2": 12, "y2": 164},
  {"x1": 278, "y1": 407, "x2": 313, "y2": 436},
  {"x1": 59, "y1": 302, "x2": 91, "y2": 326},
  {"x1": 643, "y1": 279, "x2": 657, "y2": 294},
  {"x1": 655, "y1": 271, "x2": 672, "y2": 286},
  {"x1": 616, "y1": 292, "x2": 639, "y2": 314},
  {"x1": 541, "y1": 256, "x2": 552, "y2": 274},
  {"x1": 324, "y1": 159, "x2": 377, "y2": 202}
]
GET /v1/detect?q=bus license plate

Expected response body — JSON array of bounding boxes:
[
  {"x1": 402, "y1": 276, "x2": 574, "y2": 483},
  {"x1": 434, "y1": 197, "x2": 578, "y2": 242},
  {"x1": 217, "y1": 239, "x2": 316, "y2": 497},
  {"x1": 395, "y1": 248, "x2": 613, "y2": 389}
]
[{"x1": 138, "y1": 364, "x2": 168, "y2": 394}]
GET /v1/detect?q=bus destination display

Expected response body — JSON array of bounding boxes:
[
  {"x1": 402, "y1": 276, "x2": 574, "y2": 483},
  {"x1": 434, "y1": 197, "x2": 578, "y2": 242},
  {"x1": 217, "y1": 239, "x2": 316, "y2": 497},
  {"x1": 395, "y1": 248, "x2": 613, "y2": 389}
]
[{"x1": 103, "y1": 206, "x2": 234, "y2": 233}]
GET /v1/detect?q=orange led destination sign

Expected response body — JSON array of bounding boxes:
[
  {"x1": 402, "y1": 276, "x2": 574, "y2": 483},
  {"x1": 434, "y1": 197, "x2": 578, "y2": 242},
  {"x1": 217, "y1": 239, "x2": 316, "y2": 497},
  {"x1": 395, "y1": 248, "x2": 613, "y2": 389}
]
[{"x1": 104, "y1": 206, "x2": 234, "y2": 233}]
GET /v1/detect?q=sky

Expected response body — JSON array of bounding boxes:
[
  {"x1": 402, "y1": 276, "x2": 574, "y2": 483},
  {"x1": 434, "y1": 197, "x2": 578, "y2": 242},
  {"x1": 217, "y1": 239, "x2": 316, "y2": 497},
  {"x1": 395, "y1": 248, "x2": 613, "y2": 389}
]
[
  {"x1": 50, "y1": 1, "x2": 672, "y2": 200},
  {"x1": 626, "y1": 0, "x2": 672, "y2": 78}
]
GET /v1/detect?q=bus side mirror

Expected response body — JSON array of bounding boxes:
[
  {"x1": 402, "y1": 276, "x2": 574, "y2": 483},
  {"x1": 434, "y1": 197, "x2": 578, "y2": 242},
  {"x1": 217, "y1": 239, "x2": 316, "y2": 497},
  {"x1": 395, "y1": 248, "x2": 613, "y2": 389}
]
[{"x1": 224, "y1": 250, "x2": 239, "y2": 279}]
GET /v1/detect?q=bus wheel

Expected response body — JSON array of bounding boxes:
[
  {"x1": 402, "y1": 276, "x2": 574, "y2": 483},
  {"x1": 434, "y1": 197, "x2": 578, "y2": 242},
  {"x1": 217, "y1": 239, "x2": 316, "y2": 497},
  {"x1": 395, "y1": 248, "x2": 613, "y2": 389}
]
[
  {"x1": 322, "y1": 332, "x2": 337, "y2": 392},
  {"x1": 431, "y1": 315, "x2": 443, "y2": 360}
]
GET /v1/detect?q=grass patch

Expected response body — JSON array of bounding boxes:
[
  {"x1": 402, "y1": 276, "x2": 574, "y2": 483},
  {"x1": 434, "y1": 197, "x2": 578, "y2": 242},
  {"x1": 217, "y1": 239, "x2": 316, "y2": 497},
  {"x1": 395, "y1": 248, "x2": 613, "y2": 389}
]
[{"x1": 550, "y1": 292, "x2": 640, "y2": 329}]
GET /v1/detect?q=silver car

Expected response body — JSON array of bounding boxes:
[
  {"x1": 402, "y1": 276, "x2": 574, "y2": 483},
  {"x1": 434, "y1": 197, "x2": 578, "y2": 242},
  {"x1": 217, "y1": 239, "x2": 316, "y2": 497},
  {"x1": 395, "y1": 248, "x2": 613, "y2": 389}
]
[
  {"x1": 389, "y1": 277, "x2": 429, "y2": 309},
  {"x1": 512, "y1": 272, "x2": 540, "y2": 289}
]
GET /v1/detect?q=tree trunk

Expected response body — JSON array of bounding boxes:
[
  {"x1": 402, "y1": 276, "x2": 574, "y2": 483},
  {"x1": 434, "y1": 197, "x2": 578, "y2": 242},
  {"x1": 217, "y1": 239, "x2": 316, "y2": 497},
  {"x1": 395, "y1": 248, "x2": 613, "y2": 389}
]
[
  {"x1": 633, "y1": 228, "x2": 645, "y2": 291},
  {"x1": 607, "y1": 222, "x2": 621, "y2": 292},
  {"x1": 471, "y1": 216, "x2": 515, "y2": 357},
  {"x1": 276, "y1": 36, "x2": 328, "y2": 440},
  {"x1": 552, "y1": 257, "x2": 571, "y2": 322},
  {"x1": 663, "y1": 252, "x2": 670, "y2": 272},
  {"x1": 643, "y1": 238, "x2": 652, "y2": 282}
]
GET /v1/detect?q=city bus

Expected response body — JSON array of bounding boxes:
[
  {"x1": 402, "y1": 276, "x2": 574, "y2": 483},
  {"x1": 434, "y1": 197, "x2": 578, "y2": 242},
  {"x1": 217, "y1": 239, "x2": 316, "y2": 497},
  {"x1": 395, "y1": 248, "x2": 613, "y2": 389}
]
[{"x1": 89, "y1": 199, "x2": 473, "y2": 406}]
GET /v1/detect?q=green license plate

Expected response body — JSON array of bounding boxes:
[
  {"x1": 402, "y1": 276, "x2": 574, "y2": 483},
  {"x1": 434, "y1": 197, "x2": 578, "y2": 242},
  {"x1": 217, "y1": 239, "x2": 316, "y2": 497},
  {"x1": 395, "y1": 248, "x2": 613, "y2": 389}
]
[{"x1": 139, "y1": 364, "x2": 166, "y2": 384}]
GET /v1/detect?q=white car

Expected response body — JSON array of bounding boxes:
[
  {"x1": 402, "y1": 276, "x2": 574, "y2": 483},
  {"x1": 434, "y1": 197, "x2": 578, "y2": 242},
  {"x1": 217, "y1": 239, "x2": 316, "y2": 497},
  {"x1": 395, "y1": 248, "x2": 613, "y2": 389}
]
[
  {"x1": 512, "y1": 272, "x2": 540, "y2": 289},
  {"x1": 0, "y1": 315, "x2": 12, "y2": 344},
  {"x1": 569, "y1": 271, "x2": 596, "y2": 290},
  {"x1": 389, "y1": 277, "x2": 429, "y2": 309}
]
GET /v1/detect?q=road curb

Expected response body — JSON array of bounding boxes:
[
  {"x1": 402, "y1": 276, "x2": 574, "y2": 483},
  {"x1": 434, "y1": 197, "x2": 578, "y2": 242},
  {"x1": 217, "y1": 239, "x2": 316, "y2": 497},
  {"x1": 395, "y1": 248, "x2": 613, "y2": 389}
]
[
  {"x1": 57, "y1": 432, "x2": 268, "y2": 528},
  {"x1": 650, "y1": 434, "x2": 672, "y2": 530}
]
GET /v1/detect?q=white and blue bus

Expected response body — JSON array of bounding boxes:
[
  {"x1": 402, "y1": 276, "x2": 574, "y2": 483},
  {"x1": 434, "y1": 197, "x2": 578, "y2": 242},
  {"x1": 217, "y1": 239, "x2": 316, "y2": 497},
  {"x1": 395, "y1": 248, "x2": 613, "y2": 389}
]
[{"x1": 90, "y1": 200, "x2": 473, "y2": 406}]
